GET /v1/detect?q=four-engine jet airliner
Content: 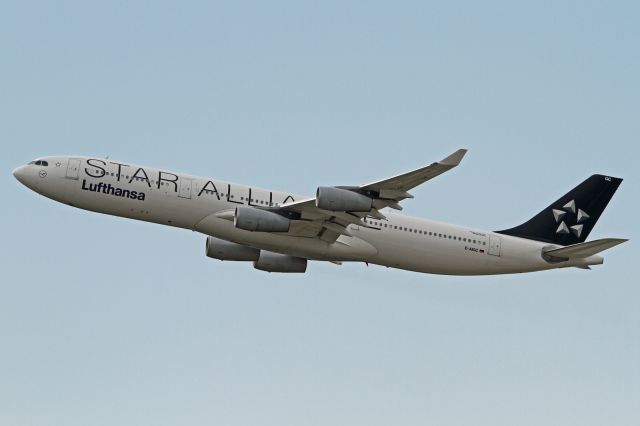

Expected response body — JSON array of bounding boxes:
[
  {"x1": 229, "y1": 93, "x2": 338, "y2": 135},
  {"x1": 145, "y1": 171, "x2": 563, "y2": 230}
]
[{"x1": 13, "y1": 150, "x2": 627, "y2": 274}]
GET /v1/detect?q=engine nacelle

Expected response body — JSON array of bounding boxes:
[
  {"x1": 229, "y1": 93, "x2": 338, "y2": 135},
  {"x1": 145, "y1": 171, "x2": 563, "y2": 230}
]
[
  {"x1": 316, "y1": 186, "x2": 372, "y2": 212},
  {"x1": 234, "y1": 207, "x2": 290, "y2": 232},
  {"x1": 253, "y1": 251, "x2": 307, "y2": 273},
  {"x1": 205, "y1": 236, "x2": 259, "y2": 261}
]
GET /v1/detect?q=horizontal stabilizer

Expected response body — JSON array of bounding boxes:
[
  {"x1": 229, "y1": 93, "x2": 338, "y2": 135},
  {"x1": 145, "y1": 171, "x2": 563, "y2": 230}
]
[{"x1": 543, "y1": 238, "x2": 628, "y2": 260}]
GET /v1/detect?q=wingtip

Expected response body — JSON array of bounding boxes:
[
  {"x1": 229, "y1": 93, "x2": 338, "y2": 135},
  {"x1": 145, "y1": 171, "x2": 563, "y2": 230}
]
[{"x1": 440, "y1": 148, "x2": 468, "y2": 166}]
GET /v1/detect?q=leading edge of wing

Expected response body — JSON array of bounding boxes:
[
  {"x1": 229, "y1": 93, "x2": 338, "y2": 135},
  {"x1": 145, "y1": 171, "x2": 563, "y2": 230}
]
[{"x1": 359, "y1": 148, "x2": 467, "y2": 192}]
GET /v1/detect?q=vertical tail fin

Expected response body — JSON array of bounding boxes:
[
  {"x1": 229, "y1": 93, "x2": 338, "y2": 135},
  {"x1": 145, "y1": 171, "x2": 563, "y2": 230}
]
[{"x1": 497, "y1": 174, "x2": 622, "y2": 245}]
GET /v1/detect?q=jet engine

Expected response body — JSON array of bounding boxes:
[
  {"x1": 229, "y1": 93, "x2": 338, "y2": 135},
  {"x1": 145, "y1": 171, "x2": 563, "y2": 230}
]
[
  {"x1": 205, "y1": 236, "x2": 260, "y2": 261},
  {"x1": 234, "y1": 207, "x2": 290, "y2": 232},
  {"x1": 315, "y1": 186, "x2": 372, "y2": 212},
  {"x1": 253, "y1": 251, "x2": 307, "y2": 273}
]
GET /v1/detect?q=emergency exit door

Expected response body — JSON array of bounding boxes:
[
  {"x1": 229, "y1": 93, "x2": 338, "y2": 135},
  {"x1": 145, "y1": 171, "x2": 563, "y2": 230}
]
[
  {"x1": 488, "y1": 234, "x2": 502, "y2": 256},
  {"x1": 178, "y1": 178, "x2": 192, "y2": 199}
]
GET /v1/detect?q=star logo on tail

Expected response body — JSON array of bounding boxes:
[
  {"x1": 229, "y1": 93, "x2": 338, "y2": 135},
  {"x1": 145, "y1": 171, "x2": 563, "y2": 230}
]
[{"x1": 552, "y1": 199, "x2": 590, "y2": 238}]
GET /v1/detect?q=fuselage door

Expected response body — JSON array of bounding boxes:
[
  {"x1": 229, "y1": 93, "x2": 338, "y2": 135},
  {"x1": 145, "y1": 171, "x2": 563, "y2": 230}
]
[
  {"x1": 65, "y1": 158, "x2": 81, "y2": 180},
  {"x1": 178, "y1": 178, "x2": 192, "y2": 199},
  {"x1": 488, "y1": 234, "x2": 502, "y2": 256}
]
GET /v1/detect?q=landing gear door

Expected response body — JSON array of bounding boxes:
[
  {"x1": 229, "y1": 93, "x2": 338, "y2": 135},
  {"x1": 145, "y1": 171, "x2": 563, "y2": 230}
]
[
  {"x1": 66, "y1": 158, "x2": 81, "y2": 179},
  {"x1": 178, "y1": 178, "x2": 192, "y2": 199},
  {"x1": 488, "y1": 234, "x2": 502, "y2": 256}
]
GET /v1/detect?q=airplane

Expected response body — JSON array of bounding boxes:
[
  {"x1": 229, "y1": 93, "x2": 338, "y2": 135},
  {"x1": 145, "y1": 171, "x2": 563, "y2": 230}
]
[{"x1": 12, "y1": 149, "x2": 627, "y2": 275}]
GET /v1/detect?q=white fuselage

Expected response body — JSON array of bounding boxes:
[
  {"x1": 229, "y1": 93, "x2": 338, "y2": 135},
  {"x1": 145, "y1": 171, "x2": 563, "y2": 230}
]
[{"x1": 13, "y1": 156, "x2": 604, "y2": 275}]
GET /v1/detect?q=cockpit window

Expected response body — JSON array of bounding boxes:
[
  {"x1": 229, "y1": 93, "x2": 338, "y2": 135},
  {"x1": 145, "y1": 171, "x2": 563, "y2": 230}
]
[
  {"x1": 29, "y1": 160, "x2": 48, "y2": 166},
  {"x1": 35, "y1": 160, "x2": 42, "y2": 165},
  {"x1": 42, "y1": 161, "x2": 48, "y2": 166}
]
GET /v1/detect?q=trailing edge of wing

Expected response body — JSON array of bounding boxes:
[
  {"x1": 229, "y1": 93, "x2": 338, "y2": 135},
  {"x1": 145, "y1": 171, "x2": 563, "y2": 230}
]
[{"x1": 543, "y1": 238, "x2": 628, "y2": 260}]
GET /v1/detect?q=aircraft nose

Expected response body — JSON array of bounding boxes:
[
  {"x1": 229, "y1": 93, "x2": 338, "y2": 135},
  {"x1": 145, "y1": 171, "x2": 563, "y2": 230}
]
[{"x1": 13, "y1": 165, "x2": 28, "y2": 185}]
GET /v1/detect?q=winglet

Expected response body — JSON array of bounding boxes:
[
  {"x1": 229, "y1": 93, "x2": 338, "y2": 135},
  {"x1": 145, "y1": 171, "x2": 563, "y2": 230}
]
[{"x1": 439, "y1": 149, "x2": 467, "y2": 166}]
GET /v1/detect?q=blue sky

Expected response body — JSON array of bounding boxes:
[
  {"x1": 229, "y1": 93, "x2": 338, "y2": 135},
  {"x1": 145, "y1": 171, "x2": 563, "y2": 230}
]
[{"x1": 1, "y1": 1, "x2": 638, "y2": 425}]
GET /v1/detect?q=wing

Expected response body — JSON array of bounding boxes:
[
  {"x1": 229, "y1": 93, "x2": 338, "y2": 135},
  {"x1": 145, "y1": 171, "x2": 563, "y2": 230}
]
[
  {"x1": 361, "y1": 148, "x2": 467, "y2": 192},
  {"x1": 278, "y1": 149, "x2": 467, "y2": 242},
  {"x1": 360, "y1": 148, "x2": 467, "y2": 210}
]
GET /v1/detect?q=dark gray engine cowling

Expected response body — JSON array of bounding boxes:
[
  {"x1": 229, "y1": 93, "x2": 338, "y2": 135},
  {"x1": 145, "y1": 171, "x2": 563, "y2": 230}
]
[
  {"x1": 253, "y1": 251, "x2": 307, "y2": 273},
  {"x1": 316, "y1": 186, "x2": 372, "y2": 212},
  {"x1": 234, "y1": 207, "x2": 290, "y2": 232},
  {"x1": 205, "y1": 236, "x2": 259, "y2": 261}
]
